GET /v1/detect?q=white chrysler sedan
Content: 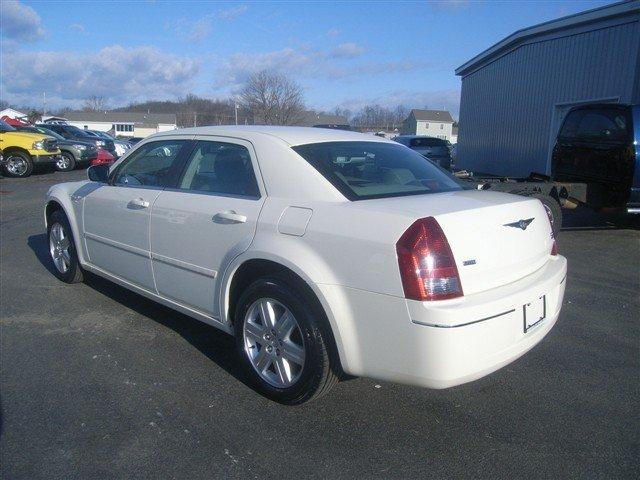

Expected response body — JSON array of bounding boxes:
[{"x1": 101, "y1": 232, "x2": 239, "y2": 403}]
[{"x1": 44, "y1": 126, "x2": 566, "y2": 404}]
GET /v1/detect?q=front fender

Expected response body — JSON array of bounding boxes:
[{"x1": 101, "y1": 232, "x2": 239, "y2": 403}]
[{"x1": 44, "y1": 180, "x2": 97, "y2": 265}]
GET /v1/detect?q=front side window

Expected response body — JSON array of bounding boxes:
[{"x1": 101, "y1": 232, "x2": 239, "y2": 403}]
[
  {"x1": 178, "y1": 141, "x2": 260, "y2": 198},
  {"x1": 293, "y1": 141, "x2": 462, "y2": 200},
  {"x1": 112, "y1": 140, "x2": 188, "y2": 188}
]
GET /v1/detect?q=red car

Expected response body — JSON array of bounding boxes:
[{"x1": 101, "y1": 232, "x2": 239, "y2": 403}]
[{"x1": 90, "y1": 149, "x2": 115, "y2": 167}]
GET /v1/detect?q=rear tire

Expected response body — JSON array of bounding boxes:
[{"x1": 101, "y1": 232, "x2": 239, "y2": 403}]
[
  {"x1": 55, "y1": 152, "x2": 76, "y2": 172},
  {"x1": 533, "y1": 194, "x2": 563, "y2": 236},
  {"x1": 234, "y1": 273, "x2": 338, "y2": 404},
  {"x1": 47, "y1": 210, "x2": 83, "y2": 284},
  {"x1": 2, "y1": 151, "x2": 33, "y2": 178}
]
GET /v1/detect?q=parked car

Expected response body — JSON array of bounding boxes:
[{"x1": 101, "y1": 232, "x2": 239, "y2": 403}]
[
  {"x1": 13, "y1": 125, "x2": 97, "y2": 171},
  {"x1": 90, "y1": 149, "x2": 115, "y2": 166},
  {"x1": 394, "y1": 135, "x2": 453, "y2": 170},
  {"x1": 552, "y1": 103, "x2": 639, "y2": 214},
  {"x1": 0, "y1": 119, "x2": 62, "y2": 177},
  {"x1": 38, "y1": 123, "x2": 117, "y2": 157},
  {"x1": 124, "y1": 136, "x2": 145, "y2": 145},
  {"x1": 44, "y1": 126, "x2": 566, "y2": 404},
  {"x1": 87, "y1": 130, "x2": 131, "y2": 158}
]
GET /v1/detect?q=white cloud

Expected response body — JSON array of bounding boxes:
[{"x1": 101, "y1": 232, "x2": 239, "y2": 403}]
[
  {"x1": 168, "y1": 15, "x2": 215, "y2": 43},
  {"x1": 430, "y1": 0, "x2": 471, "y2": 12},
  {"x1": 0, "y1": 0, "x2": 45, "y2": 42},
  {"x1": 330, "y1": 42, "x2": 364, "y2": 59},
  {"x1": 70, "y1": 23, "x2": 86, "y2": 34},
  {"x1": 216, "y1": 4, "x2": 248, "y2": 20},
  {"x1": 326, "y1": 27, "x2": 340, "y2": 38},
  {"x1": 1, "y1": 45, "x2": 201, "y2": 108},
  {"x1": 214, "y1": 46, "x2": 427, "y2": 90},
  {"x1": 167, "y1": 5, "x2": 248, "y2": 43}
]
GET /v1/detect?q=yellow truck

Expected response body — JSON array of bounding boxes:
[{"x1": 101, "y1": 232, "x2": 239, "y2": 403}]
[{"x1": 0, "y1": 119, "x2": 62, "y2": 178}]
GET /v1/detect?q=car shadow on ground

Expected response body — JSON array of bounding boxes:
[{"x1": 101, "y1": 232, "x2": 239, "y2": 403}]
[
  {"x1": 27, "y1": 233, "x2": 250, "y2": 390},
  {"x1": 561, "y1": 207, "x2": 640, "y2": 232}
]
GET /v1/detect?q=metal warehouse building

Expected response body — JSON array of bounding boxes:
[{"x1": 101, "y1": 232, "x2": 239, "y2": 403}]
[{"x1": 455, "y1": 0, "x2": 640, "y2": 177}]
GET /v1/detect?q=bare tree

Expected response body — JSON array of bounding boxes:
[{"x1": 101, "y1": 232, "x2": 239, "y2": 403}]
[
  {"x1": 27, "y1": 109, "x2": 42, "y2": 124},
  {"x1": 82, "y1": 95, "x2": 107, "y2": 112},
  {"x1": 240, "y1": 70, "x2": 305, "y2": 125}
]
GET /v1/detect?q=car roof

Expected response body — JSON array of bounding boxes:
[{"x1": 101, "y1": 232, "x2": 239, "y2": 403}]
[
  {"x1": 395, "y1": 135, "x2": 443, "y2": 139},
  {"x1": 153, "y1": 125, "x2": 392, "y2": 146}
]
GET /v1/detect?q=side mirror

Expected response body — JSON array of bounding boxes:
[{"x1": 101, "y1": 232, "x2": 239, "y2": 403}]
[{"x1": 87, "y1": 164, "x2": 109, "y2": 183}]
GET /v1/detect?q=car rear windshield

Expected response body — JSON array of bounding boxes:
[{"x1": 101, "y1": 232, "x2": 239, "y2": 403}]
[
  {"x1": 409, "y1": 137, "x2": 448, "y2": 147},
  {"x1": 292, "y1": 141, "x2": 462, "y2": 200}
]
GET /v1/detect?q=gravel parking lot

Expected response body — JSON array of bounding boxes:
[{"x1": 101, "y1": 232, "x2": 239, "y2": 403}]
[{"x1": 1, "y1": 170, "x2": 638, "y2": 479}]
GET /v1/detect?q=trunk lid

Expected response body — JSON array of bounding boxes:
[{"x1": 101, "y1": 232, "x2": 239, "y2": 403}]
[{"x1": 362, "y1": 190, "x2": 554, "y2": 296}]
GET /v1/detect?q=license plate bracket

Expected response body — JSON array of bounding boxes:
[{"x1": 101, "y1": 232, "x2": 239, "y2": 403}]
[{"x1": 523, "y1": 295, "x2": 546, "y2": 333}]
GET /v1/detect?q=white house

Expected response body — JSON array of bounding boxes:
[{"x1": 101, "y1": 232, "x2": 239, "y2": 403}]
[
  {"x1": 0, "y1": 108, "x2": 28, "y2": 121},
  {"x1": 402, "y1": 109, "x2": 455, "y2": 140},
  {"x1": 52, "y1": 111, "x2": 177, "y2": 138}
]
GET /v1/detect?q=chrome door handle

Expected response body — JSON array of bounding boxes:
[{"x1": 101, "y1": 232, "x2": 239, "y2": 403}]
[
  {"x1": 213, "y1": 210, "x2": 247, "y2": 224},
  {"x1": 127, "y1": 197, "x2": 150, "y2": 209}
]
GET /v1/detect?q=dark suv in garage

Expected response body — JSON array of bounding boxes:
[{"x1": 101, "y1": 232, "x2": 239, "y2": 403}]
[{"x1": 552, "y1": 103, "x2": 639, "y2": 214}]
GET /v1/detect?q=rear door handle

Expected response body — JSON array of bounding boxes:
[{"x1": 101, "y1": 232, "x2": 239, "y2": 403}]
[
  {"x1": 127, "y1": 198, "x2": 150, "y2": 209},
  {"x1": 213, "y1": 210, "x2": 247, "y2": 224}
]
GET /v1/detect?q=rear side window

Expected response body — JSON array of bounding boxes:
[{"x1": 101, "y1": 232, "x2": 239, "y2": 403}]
[
  {"x1": 409, "y1": 137, "x2": 448, "y2": 147},
  {"x1": 293, "y1": 141, "x2": 462, "y2": 200},
  {"x1": 178, "y1": 141, "x2": 260, "y2": 198},
  {"x1": 576, "y1": 110, "x2": 629, "y2": 142},
  {"x1": 113, "y1": 140, "x2": 188, "y2": 188},
  {"x1": 558, "y1": 110, "x2": 582, "y2": 139}
]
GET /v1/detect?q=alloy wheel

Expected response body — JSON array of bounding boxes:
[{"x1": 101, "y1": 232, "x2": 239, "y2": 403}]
[
  {"x1": 49, "y1": 223, "x2": 71, "y2": 274},
  {"x1": 243, "y1": 298, "x2": 306, "y2": 388},
  {"x1": 6, "y1": 156, "x2": 28, "y2": 176},
  {"x1": 56, "y1": 156, "x2": 70, "y2": 170}
]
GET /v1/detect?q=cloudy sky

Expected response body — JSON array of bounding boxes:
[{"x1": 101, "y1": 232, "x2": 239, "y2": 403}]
[{"x1": 1, "y1": 0, "x2": 614, "y2": 117}]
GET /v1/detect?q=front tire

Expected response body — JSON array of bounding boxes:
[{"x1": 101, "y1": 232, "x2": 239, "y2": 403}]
[
  {"x1": 55, "y1": 152, "x2": 76, "y2": 172},
  {"x1": 234, "y1": 274, "x2": 338, "y2": 404},
  {"x1": 47, "y1": 210, "x2": 83, "y2": 283},
  {"x1": 2, "y1": 151, "x2": 33, "y2": 178}
]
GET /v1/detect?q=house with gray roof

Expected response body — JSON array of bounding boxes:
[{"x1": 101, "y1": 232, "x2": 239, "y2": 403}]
[{"x1": 402, "y1": 109, "x2": 455, "y2": 139}]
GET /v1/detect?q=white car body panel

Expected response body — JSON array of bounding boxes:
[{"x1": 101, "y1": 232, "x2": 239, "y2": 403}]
[{"x1": 44, "y1": 126, "x2": 567, "y2": 389}]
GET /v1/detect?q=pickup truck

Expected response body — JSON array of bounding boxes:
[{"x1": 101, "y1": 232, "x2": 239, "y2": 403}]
[
  {"x1": 0, "y1": 119, "x2": 62, "y2": 178},
  {"x1": 455, "y1": 103, "x2": 639, "y2": 233}
]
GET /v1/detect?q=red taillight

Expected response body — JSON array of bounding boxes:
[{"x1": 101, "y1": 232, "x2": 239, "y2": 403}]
[{"x1": 396, "y1": 217, "x2": 463, "y2": 301}]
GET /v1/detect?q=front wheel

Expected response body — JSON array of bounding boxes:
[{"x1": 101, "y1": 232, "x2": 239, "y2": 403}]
[
  {"x1": 234, "y1": 274, "x2": 338, "y2": 404},
  {"x1": 2, "y1": 151, "x2": 33, "y2": 178},
  {"x1": 55, "y1": 152, "x2": 76, "y2": 172},
  {"x1": 48, "y1": 210, "x2": 83, "y2": 283}
]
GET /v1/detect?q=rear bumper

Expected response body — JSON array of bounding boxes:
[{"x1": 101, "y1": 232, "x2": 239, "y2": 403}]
[{"x1": 320, "y1": 255, "x2": 567, "y2": 388}]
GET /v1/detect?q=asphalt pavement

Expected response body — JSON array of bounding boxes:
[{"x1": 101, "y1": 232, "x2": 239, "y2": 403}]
[{"x1": 1, "y1": 169, "x2": 638, "y2": 479}]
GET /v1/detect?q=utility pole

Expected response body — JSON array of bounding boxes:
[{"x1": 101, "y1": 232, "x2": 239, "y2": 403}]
[
  {"x1": 235, "y1": 102, "x2": 239, "y2": 125},
  {"x1": 193, "y1": 112, "x2": 197, "y2": 127},
  {"x1": 42, "y1": 92, "x2": 46, "y2": 116}
]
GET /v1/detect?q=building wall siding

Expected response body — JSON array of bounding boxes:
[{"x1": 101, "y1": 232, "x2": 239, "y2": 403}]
[
  {"x1": 415, "y1": 121, "x2": 454, "y2": 139},
  {"x1": 457, "y1": 18, "x2": 640, "y2": 176}
]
